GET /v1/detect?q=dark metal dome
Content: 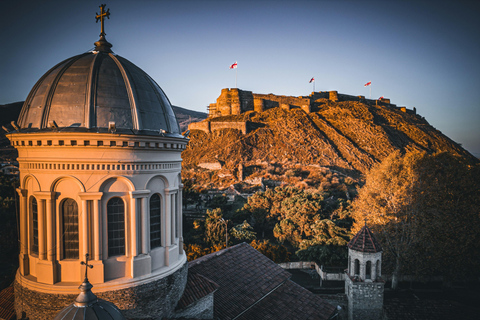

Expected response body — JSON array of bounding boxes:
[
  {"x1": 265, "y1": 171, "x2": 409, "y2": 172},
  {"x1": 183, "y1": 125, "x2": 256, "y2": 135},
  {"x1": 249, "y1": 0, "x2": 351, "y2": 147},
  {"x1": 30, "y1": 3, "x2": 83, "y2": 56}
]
[
  {"x1": 18, "y1": 48, "x2": 181, "y2": 136},
  {"x1": 53, "y1": 278, "x2": 126, "y2": 320}
]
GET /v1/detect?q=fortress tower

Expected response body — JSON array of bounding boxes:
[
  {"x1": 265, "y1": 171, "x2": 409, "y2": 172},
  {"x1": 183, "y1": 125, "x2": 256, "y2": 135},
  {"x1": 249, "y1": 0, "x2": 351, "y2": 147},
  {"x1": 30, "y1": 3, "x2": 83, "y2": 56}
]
[
  {"x1": 7, "y1": 5, "x2": 188, "y2": 319},
  {"x1": 345, "y1": 224, "x2": 385, "y2": 320}
]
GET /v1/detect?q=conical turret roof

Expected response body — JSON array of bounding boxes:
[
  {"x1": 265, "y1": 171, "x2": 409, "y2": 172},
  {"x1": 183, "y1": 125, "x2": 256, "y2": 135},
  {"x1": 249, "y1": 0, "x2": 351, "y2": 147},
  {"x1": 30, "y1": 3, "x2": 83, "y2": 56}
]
[{"x1": 347, "y1": 224, "x2": 382, "y2": 253}]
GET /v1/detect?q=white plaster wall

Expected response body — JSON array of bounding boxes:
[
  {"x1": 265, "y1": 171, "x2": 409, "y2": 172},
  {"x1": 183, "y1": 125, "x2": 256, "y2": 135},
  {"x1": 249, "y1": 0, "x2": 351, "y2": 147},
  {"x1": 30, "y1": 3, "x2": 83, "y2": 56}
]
[{"x1": 10, "y1": 131, "x2": 188, "y2": 293}]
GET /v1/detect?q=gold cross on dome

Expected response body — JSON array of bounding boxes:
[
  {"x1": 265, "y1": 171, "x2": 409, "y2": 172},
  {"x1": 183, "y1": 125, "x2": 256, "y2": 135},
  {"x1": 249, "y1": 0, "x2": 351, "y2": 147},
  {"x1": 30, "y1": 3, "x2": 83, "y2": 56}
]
[
  {"x1": 81, "y1": 253, "x2": 94, "y2": 280},
  {"x1": 96, "y1": 4, "x2": 110, "y2": 37}
]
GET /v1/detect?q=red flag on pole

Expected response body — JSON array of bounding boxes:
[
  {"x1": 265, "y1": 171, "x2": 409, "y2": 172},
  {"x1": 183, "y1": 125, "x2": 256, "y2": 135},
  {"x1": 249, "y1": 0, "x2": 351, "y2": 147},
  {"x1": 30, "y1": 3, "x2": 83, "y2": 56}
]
[
  {"x1": 309, "y1": 77, "x2": 315, "y2": 83},
  {"x1": 229, "y1": 61, "x2": 237, "y2": 69},
  {"x1": 364, "y1": 81, "x2": 372, "y2": 87}
]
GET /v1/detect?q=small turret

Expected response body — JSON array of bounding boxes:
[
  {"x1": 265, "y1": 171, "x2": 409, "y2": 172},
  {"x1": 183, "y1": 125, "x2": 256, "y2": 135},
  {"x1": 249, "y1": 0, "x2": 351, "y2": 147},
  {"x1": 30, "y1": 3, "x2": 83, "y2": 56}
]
[{"x1": 345, "y1": 223, "x2": 385, "y2": 320}]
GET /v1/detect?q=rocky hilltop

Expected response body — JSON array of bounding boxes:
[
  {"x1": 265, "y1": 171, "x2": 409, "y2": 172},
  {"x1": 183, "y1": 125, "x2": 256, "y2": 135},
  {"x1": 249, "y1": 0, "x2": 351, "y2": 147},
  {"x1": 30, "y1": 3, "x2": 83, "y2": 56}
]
[{"x1": 184, "y1": 89, "x2": 476, "y2": 183}]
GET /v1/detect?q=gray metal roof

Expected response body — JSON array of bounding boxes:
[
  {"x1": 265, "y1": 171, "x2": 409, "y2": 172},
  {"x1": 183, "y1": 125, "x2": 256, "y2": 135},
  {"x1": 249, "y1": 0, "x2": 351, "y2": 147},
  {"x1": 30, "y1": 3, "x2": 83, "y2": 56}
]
[
  {"x1": 18, "y1": 50, "x2": 181, "y2": 136},
  {"x1": 53, "y1": 279, "x2": 126, "y2": 320}
]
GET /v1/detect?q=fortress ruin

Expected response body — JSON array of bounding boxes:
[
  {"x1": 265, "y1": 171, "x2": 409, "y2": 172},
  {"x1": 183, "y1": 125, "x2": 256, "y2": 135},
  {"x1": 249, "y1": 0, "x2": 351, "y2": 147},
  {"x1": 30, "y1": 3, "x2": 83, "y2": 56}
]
[{"x1": 189, "y1": 88, "x2": 416, "y2": 134}]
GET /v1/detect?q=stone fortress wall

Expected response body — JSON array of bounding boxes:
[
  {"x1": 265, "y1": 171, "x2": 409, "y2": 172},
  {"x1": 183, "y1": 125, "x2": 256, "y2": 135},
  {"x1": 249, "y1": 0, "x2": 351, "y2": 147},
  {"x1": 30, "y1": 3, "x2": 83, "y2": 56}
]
[{"x1": 189, "y1": 88, "x2": 416, "y2": 135}]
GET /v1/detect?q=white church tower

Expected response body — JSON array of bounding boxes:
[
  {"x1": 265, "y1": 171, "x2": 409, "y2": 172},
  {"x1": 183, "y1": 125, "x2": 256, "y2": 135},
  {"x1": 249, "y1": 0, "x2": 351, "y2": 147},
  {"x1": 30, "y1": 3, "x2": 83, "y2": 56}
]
[
  {"x1": 345, "y1": 223, "x2": 385, "y2": 320},
  {"x1": 7, "y1": 5, "x2": 188, "y2": 319}
]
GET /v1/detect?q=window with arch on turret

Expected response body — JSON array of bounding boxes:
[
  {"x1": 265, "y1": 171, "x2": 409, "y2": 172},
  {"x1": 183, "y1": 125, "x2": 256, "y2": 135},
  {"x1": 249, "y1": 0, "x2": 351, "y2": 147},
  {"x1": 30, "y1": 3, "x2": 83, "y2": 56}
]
[
  {"x1": 366, "y1": 261, "x2": 372, "y2": 279},
  {"x1": 150, "y1": 194, "x2": 162, "y2": 249},
  {"x1": 62, "y1": 198, "x2": 79, "y2": 259},
  {"x1": 354, "y1": 259, "x2": 360, "y2": 276},
  {"x1": 30, "y1": 196, "x2": 39, "y2": 255},
  {"x1": 376, "y1": 260, "x2": 380, "y2": 279},
  {"x1": 107, "y1": 197, "x2": 125, "y2": 256}
]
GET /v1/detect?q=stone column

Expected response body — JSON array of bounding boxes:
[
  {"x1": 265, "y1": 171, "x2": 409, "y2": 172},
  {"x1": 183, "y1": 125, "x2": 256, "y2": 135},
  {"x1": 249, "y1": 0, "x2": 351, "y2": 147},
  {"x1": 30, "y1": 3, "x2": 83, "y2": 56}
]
[
  {"x1": 81, "y1": 199, "x2": 89, "y2": 259},
  {"x1": 177, "y1": 184, "x2": 184, "y2": 255},
  {"x1": 78, "y1": 192, "x2": 104, "y2": 283},
  {"x1": 129, "y1": 190, "x2": 151, "y2": 277},
  {"x1": 45, "y1": 197, "x2": 54, "y2": 262},
  {"x1": 16, "y1": 188, "x2": 29, "y2": 275},
  {"x1": 93, "y1": 198, "x2": 101, "y2": 260},
  {"x1": 164, "y1": 189, "x2": 172, "y2": 266},
  {"x1": 78, "y1": 193, "x2": 103, "y2": 260},
  {"x1": 34, "y1": 191, "x2": 56, "y2": 284},
  {"x1": 130, "y1": 197, "x2": 138, "y2": 258},
  {"x1": 171, "y1": 191, "x2": 177, "y2": 245},
  {"x1": 128, "y1": 191, "x2": 150, "y2": 256}
]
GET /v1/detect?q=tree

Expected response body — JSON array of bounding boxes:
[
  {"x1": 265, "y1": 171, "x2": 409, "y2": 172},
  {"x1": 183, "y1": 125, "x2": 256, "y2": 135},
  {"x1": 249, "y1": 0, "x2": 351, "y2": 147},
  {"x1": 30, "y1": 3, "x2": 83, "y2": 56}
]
[
  {"x1": 204, "y1": 208, "x2": 227, "y2": 247},
  {"x1": 231, "y1": 220, "x2": 256, "y2": 242},
  {"x1": 184, "y1": 243, "x2": 208, "y2": 261},
  {"x1": 299, "y1": 219, "x2": 350, "y2": 249},
  {"x1": 206, "y1": 194, "x2": 230, "y2": 212},
  {"x1": 182, "y1": 178, "x2": 201, "y2": 209},
  {"x1": 250, "y1": 239, "x2": 290, "y2": 263},
  {"x1": 296, "y1": 245, "x2": 347, "y2": 266},
  {"x1": 352, "y1": 150, "x2": 480, "y2": 289}
]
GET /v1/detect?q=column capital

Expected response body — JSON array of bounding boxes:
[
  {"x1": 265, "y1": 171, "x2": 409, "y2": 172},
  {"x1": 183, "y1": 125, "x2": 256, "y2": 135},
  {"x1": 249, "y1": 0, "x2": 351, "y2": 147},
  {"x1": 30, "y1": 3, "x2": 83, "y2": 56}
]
[
  {"x1": 165, "y1": 188, "x2": 178, "y2": 195},
  {"x1": 129, "y1": 190, "x2": 150, "y2": 199},
  {"x1": 78, "y1": 192, "x2": 103, "y2": 200},
  {"x1": 16, "y1": 188, "x2": 28, "y2": 197},
  {"x1": 33, "y1": 191, "x2": 57, "y2": 200}
]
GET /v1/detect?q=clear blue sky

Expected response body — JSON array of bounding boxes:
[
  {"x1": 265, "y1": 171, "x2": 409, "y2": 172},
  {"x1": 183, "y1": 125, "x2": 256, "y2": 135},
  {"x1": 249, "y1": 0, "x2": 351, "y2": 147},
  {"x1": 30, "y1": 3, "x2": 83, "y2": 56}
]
[{"x1": 1, "y1": 0, "x2": 479, "y2": 156}]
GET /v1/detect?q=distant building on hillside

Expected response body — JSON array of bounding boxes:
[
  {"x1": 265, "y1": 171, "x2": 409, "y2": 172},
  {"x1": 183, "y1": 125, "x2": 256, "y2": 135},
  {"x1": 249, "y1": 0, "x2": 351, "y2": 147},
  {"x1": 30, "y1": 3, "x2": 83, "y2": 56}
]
[{"x1": 189, "y1": 88, "x2": 415, "y2": 135}]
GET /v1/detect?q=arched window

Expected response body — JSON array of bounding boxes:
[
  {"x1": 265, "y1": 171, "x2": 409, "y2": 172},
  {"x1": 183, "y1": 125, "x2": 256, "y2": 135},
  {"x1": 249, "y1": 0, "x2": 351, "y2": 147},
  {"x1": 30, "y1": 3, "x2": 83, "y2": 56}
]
[
  {"x1": 150, "y1": 194, "x2": 162, "y2": 249},
  {"x1": 107, "y1": 197, "x2": 125, "y2": 257},
  {"x1": 376, "y1": 260, "x2": 381, "y2": 279},
  {"x1": 366, "y1": 261, "x2": 372, "y2": 279},
  {"x1": 62, "y1": 198, "x2": 79, "y2": 259},
  {"x1": 354, "y1": 259, "x2": 360, "y2": 276},
  {"x1": 31, "y1": 197, "x2": 38, "y2": 255}
]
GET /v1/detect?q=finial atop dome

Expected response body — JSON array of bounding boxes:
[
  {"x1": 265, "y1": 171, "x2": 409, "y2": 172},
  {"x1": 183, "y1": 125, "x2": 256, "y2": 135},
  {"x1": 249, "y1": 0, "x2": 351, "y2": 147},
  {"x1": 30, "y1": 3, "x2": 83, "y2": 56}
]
[
  {"x1": 53, "y1": 252, "x2": 126, "y2": 319},
  {"x1": 94, "y1": 4, "x2": 113, "y2": 52},
  {"x1": 81, "y1": 253, "x2": 94, "y2": 281},
  {"x1": 75, "y1": 254, "x2": 97, "y2": 307}
]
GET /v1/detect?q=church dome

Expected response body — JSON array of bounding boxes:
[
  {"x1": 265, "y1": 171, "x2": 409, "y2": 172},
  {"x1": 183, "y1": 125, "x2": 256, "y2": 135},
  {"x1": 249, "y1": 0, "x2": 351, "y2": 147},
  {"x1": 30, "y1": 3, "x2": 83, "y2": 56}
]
[{"x1": 18, "y1": 41, "x2": 181, "y2": 136}]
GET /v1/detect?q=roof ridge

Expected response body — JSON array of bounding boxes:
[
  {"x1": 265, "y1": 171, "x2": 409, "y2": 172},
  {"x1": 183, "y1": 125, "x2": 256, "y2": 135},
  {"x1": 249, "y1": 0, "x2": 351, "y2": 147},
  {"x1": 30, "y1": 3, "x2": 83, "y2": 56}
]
[
  {"x1": 188, "y1": 242, "x2": 248, "y2": 266},
  {"x1": 366, "y1": 226, "x2": 377, "y2": 252},
  {"x1": 232, "y1": 279, "x2": 289, "y2": 320}
]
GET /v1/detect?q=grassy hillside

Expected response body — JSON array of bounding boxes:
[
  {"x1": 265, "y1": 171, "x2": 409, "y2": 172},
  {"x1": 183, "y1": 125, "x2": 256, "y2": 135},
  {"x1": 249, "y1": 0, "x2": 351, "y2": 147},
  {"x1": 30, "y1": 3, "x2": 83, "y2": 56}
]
[{"x1": 183, "y1": 99, "x2": 477, "y2": 189}]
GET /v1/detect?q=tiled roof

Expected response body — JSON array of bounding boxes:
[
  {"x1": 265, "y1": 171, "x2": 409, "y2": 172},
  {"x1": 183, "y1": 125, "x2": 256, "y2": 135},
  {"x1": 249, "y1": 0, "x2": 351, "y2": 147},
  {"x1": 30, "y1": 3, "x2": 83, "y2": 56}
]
[
  {"x1": 0, "y1": 286, "x2": 15, "y2": 320},
  {"x1": 189, "y1": 243, "x2": 336, "y2": 320},
  {"x1": 348, "y1": 224, "x2": 383, "y2": 253},
  {"x1": 176, "y1": 270, "x2": 219, "y2": 310},
  {"x1": 236, "y1": 279, "x2": 336, "y2": 320}
]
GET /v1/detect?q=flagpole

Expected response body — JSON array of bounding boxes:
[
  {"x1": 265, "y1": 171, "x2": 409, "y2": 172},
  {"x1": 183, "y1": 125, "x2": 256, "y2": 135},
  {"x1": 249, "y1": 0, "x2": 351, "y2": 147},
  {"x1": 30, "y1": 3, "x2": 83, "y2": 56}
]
[
  {"x1": 313, "y1": 81, "x2": 315, "y2": 92},
  {"x1": 235, "y1": 68, "x2": 237, "y2": 88},
  {"x1": 369, "y1": 85, "x2": 371, "y2": 99}
]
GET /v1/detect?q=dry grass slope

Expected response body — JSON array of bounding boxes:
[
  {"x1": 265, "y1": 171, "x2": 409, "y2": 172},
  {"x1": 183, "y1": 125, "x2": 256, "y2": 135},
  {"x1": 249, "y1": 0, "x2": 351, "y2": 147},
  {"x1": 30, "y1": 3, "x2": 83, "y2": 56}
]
[{"x1": 183, "y1": 100, "x2": 476, "y2": 178}]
